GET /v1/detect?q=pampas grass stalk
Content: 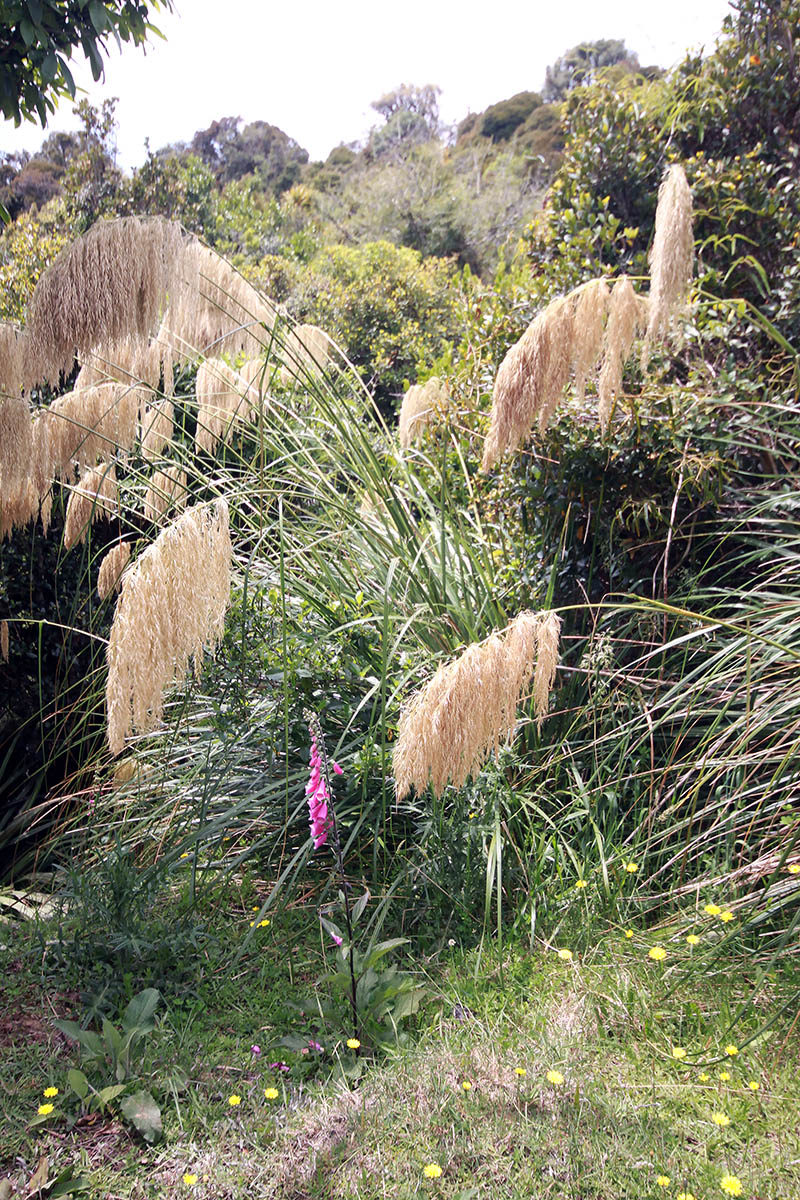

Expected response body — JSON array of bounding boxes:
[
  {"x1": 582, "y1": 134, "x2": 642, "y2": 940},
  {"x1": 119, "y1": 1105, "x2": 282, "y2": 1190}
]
[
  {"x1": 143, "y1": 464, "x2": 187, "y2": 524},
  {"x1": 642, "y1": 163, "x2": 694, "y2": 365},
  {"x1": 140, "y1": 399, "x2": 174, "y2": 460},
  {"x1": 97, "y1": 540, "x2": 131, "y2": 600},
  {"x1": 398, "y1": 377, "x2": 450, "y2": 447},
  {"x1": 597, "y1": 276, "x2": 649, "y2": 432},
  {"x1": 393, "y1": 610, "x2": 560, "y2": 800},
  {"x1": 63, "y1": 463, "x2": 118, "y2": 549},
  {"x1": 105, "y1": 498, "x2": 232, "y2": 756}
]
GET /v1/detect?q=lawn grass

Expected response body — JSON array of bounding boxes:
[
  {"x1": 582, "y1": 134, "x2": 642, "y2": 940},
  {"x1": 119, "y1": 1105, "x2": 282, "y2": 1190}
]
[{"x1": 1, "y1": 888, "x2": 798, "y2": 1200}]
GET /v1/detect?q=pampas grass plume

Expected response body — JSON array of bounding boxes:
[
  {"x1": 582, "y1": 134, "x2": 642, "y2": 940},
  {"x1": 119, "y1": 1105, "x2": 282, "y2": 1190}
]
[
  {"x1": 0, "y1": 619, "x2": 8, "y2": 662},
  {"x1": 398, "y1": 377, "x2": 450, "y2": 447},
  {"x1": 63, "y1": 463, "x2": 118, "y2": 549},
  {"x1": 643, "y1": 163, "x2": 694, "y2": 365},
  {"x1": 97, "y1": 540, "x2": 132, "y2": 600},
  {"x1": 393, "y1": 610, "x2": 560, "y2": 800},
  {"x1": 106, "y1": 498, "x2": 232, "y2": 756},
  {"x1": 143, "y1": 464, "x2": 187, "y2": 524}
]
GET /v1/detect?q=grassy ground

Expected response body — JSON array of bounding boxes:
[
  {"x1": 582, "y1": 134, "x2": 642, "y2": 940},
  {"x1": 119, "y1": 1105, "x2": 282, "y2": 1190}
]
[{"x1": 1, "y1": 884, "x2": 798, "y2": 1200}]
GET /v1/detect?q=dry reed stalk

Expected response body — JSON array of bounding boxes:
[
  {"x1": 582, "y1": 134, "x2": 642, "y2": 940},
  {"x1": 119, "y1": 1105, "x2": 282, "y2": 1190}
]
[
  {"x1": 63, "y1": 463, "x2": 118, "y2": 549},
  {"x1": 105, "y1": 498, "x2": 232, "y2": 755},
  {"x1": 393, "y1": 610, "x2": 560, "y2": 800},
  {"x1": 143, "y1": 464, "x2": 187, "y2": 523},
  {"x1": 194, "y1": 358, "x2": 250, "y2": 454},
  {"x1": 597, "y1": 277, "x2": 649, "y2": 431},
  {"x1": 279, "y1": 323, "x2": 330, "y2": 383},
  {"x1": 97, "y1": 540, "x2": 131, "y2": 599},
  {"x1": 0, "y1": 619, "x2": 8, "y2": 662},
  {"x1": 642, "y1": 164, "x2": 694, "y2": 365},
  {"x1": 26, "y1": 217, "x2": 185, "y2": 385},
  {"x1": 162, "y1": 241, "x2": 276, "y2": 364},
  {"x1": 140, "y1": 399, "x2": 174, "y2": 460},
  {"x1": 398, "y1": 376, "x2": 450, "y2": 447}
]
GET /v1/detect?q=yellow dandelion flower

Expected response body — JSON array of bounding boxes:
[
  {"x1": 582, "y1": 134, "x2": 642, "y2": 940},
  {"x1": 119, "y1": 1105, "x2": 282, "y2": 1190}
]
[
  {"x1": 648, "y1": 946, "x2": 667, "y2": 961},
  {"x1": 346, "y1": 1037, "x2": 361, "y2": 1049},
  {"x1": 704, "y1": 903, "x2": 722, "y2": 916},
  {"x1": 788, "y1": 864, "x2": 800, "y2": 875},
  {"x1": 37, "y1": 1103, "x2": 54, "y2": 1116},
  {"x1": 623, "y1": 861, "x2": 639, "y2": 873},
  {"x1": 686, "y1": 934, "x2": 700, "y2": 945},
  {"x1": 179, "y1": 852, "x2": 190, "y2": 859},
  {"x1": 747, "y1": 1080, "x2": 760, "y2": 1091},
  {"x1": 228, "y1": 1094, "x2": 242, "y2": 1106},
  {"x1": 423, "y1": 1164, "x2": 443, "y2": 1178},
  {"x1": 724, "y1": 1044, "x2": 738, "y2": 1057},
  {"x1": 711, "y1": 1111, "x2": 731, "y2": 1127},
  {"x1": 656, "y1": 1177, "x2": 671, "y2": 1188},
  {"x1": 698, "y1": 1072, "x2": 710, "y2": 1082},
  {"x1": 546, "y1": 1070, "x2": 565, "y2": 1085},
  {"x1": 251, "y1": 906, "x2": 259, "y2": 911},
  {"x1": 719, "y1": 911, "x2": 735, "y2": 923},
  {"x1": 718, "y1": 1071, "x2": 731, "y2": 1082},
  {"x1": 42, "y1": 1087, "x2": 58, "y2": 1098},
  {"x1": 672, "y1": 1047, "x2": 687, "y2": 1060},
  {"x1": 556, "y1": 948, "x2": 573, "y2": 961},
  {"x1": 575, "y1": 880, "x2": 588, "y2": 889},
  {"x1": 720, "y1": 1176, "x2": 743, "y2": 1196},
  {"x1": 514, "y1": 1067, "x2": 526, "y2": 1077},
  {"x1": 676, "y1": 1192, "x2": 697, "y2": 1200},
  {"x1": 624, "y1": 929, "x2": 634, "y2": 939},
  {"x1": 258, "y1": 919, "x2": 270, "y2": 927},
  {"x1": 263, "y1": 1087, "x2": 279, "y2": 1100},
  {"x1": 461, "y1": 1080, "x2": 472, "y2": 1091},
  {"x1": 183, "y1": 1175, "x2": 198, "y2": 1187}
]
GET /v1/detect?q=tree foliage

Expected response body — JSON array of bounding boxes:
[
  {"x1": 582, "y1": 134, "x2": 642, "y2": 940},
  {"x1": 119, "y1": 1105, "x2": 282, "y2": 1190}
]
[{"x1": 0, "y1": 0, "x2": 173, "y2": 125}]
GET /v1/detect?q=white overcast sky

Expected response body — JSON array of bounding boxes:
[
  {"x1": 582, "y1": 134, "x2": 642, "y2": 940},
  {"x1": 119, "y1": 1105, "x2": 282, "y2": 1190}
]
[{"x1": 1, "y1": 0, "x2": 732, "y2": 169}]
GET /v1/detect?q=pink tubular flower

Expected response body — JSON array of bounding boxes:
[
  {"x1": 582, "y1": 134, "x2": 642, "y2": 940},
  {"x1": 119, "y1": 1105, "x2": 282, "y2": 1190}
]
[
  {"x1": 331, "y1": 932, "x2": 343, "y2": 947},
  {"x1": 251, "y1": 1044, "x2": 261, "y2": 1057},
  {"x1": 333, "y1": 761, "x2": 343, "y2": 775},
  {"x1": 306, "y1": 732, "x2": 331, "y2": 848}
]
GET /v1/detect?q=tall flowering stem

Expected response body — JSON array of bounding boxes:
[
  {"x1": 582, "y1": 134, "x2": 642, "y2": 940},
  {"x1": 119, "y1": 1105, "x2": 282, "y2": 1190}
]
[{"x1": 306, "y1": 713, "x2": 359, "y2": 1043}]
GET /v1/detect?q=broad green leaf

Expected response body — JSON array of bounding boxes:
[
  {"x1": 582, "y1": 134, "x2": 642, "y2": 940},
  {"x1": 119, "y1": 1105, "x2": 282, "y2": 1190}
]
[
  {"x1": 119, "y1": 1090, "x2": 162, "y2": 1144},
  {"x1": 122, "y1": 988, "x2": 160, "y2": 1033},
  {"x1": 54, "y1": 1021, "x2": 105, "y2": 1060},
  {"x1": 97, "y1": 1084, "x2": 125, "y2": 1105},
  {"x1": 67, "y1": 1068, "x2": 89, "y2": 1100},
  {"x1": 352, "y1": 889, "x2": 370, "y2": 923}
]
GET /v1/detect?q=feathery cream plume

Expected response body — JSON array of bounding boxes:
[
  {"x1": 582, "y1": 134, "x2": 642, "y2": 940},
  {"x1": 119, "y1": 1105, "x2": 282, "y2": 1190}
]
[
  {"x1": 140, "y1": 399, "x2": 174, "y2": 460},
  {"x1": 597, "y1": 277, "x2": 649, "y2": 432},
  {"x1": 572, "y1": 279, "x2": 610, "y2": 401},
  {"x1": 105, "y1": 498, "x2": 232, "y2": 755},
  {"x1": 0, "y1": 619, "x2": 8, "y2": 662},
  {"x1": 76, "y1": 335, "x2": 164, "y2": 391},
  {"x1": 44, "y1": 383, "x2": 146, "y2": 480},
  {"x1": 642, "y1": 164, "x2": 694, "y2": 365},
  {"x1": 26, "y1": 217, "x2": 185, "y2": 385},
  {"x1": 194, "y1": 357, "x2": 251, "y2": 454},
  {"x1": 0, "y1": 322, "x2": 34, "y2": 397},
  {"x1": 393, "y1": 610, "x2": 560, "y2": 800},
  {"x1": 63, "y1": 463, "x2": 117, "y2": 549},
  {"x1": 97, "y1": 540, "x2": 132, "y2": 600},
  {"x1": 143, "y1": 464, "x2": 187, "y2": 524},
  {"x1": 398, "y1": 376, "x2": 450, "y2": 447},
  {"x1": 279, "y1": 323, "x2": 330, "y2": 383}
]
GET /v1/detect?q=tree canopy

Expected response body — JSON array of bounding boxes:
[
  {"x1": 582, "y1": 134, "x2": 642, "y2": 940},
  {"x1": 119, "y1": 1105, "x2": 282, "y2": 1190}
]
[{"x1": 0, "y1": 0, "x2": 173, "y2": 126}]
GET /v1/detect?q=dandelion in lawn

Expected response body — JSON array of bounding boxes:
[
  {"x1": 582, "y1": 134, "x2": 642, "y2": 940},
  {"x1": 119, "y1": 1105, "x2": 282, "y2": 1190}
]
[
  {"x1": 347, "y1": 1038, "x2": 361, "y2": 1050},
  {"x1": 719, "y1": 911, "x2": 735, "y2": 923},
  {"x1": 648, "y1": 947, "x2": 667, "y2": 961},
  {"x1": 514, "y1": 1067, "x2": 526, "y2": 1077},
  {"x1": 623, "y1": 861, "x2": 638, "y2": 873},
  {"x1": 747, "y1": 1080, "x2": 759, "y2": 1090},
  {"x1": 575, "y1": 880, "x2": 588, "y2": 890},
  {"x1": 180, "y1": 852, "x2": 190, "y2": 859},
  {"x1": 719, "y1": 1071, "x2": 731, "y2": 1082},
  {"x1": 624, "y1": 929, "x2": 634, "y2": 939},
  {"x1": 672, "y1": 1047, "x2": 687, "y2": 1060},
  {"x1": 42, "y1": 1087, "x2": 58, "y2": 1098},
  {"x1": 423, "y1": 1164, "x2": 443, "y2": 1179},
  {"x1": 461, "y1": 1080, "x2": 472, "y2": 1091},
  {"x1": 546, "y1": 1070, "x2": 565, "y2": 1085},
  {"x1": 656, "y1": 1177, "x2": 671, "y2": 1189},
  {"x1": 686, "y1": 934, "x2": 700, "y2": 946},
  {"x1": 264, "y1": 1087, "x2": 279, "y2": 1100},
  {"x1": 704, "y1": 903, "x2": 722, "y2": 916},
  {"x1": 724, "y1": 1044, "x2": 738, "y2": 1057},
  {"x1": 720, "y1": 1178, "x2": 743, "y2": 1196},
  {"x1": 183, "y1": 1176, "x2": 198, "y2": 1187},
  {"x1": 676, "y1": 1192, "x2": 697, "y2": 1200},
  {"x1": 788, "y1": 863, "x2": 800, "y2": 875},
  {"x1": 258, "y1": 919, "x2": 270, "y2": 928},
  {"x1": 698, "y1": 1073, "x2": 710, "y2": 1083},
  {"x1": 711, "y1": 1111, "x2": 731, "y2": 1126},
  {"x1": 37, "y1": 1103, "x2": 55, "y2": 1116},
  {"x1": 556, "y1": 948, "x2": 573, "y2": 961},
  {"x1": 228, "y1": 1094, "x2": 241, "y2": 1106}
]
